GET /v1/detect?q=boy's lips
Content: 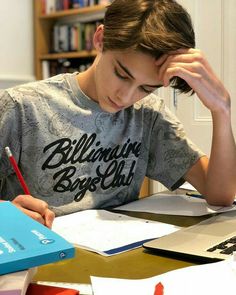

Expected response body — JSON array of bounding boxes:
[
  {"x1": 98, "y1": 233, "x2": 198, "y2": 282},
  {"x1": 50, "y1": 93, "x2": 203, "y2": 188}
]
[{"x1": 107, "y1": 97, "x2": 124, "y2": 110}]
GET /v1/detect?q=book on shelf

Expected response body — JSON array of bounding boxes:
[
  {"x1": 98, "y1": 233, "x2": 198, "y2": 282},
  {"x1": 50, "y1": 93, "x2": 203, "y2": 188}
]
[
  {"x1": 0, "y1": 201, "x2": 75, "y2": 275},
  {"x1": 52, "y1": 21, "x2": 99, "y2": 53},
  {"x1": 41, "y1": 59, "x2": 92, "y2": 79},
  {"x1": 42, "y1": 60, "x2": 50, "y2": 79},
  {"x1": 41, "y1": 0, "x2": 112, "y2": 14}
]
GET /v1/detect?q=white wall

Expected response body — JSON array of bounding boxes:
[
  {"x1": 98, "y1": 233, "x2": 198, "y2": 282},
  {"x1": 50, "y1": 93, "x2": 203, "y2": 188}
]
[{"x1": 0, "y1": 0, "x2": 35, "y2": 89}]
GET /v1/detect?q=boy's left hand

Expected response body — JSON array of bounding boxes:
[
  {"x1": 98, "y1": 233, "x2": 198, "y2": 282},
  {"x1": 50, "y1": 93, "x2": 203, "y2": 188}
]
[{"x1": 156, "y1": 48, "x2": 230, "y2": 115}]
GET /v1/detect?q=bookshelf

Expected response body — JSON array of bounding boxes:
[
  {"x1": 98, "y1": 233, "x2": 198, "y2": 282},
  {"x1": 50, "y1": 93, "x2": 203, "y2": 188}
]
[
  {"x1": 34, "y1": 1, "x2": 107, "y2": 80},
  {"x1": 33, "y1": 0, "x2": 149, "y2": 197}
]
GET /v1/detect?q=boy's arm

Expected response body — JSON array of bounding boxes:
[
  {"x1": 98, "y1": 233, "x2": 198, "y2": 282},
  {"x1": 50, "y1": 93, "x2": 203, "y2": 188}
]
[
  {"x1": 158, "y1": 48, "x2": 236, "y2": 206},
  {"x1": 205, "y1": 109, "x2": 236, "y2": 205},
  {"x1": 184, "y1": 153, "x2": 235, "y2": 206}
]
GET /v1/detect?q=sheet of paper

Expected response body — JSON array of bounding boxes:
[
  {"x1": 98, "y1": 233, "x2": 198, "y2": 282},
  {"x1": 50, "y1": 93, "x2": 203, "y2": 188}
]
[
  {"x1": 115, "y1": 193, "x2": 236, "y2": 216},
  {"x1": 52, "y1": 210, "x2": 179, "y2": 256},
  {"x1": 0, "y1": 268, "x2": 37, "y2": 295},
  {"x1": 91, "y1": 257, "x2": 236, "y2": 295},
  {"x1": 179, "y1": 182, "x2": 197, "y2": 191}
]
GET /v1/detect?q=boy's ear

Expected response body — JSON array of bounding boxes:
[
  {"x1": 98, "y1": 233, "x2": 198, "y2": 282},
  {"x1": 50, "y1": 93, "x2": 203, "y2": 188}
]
[{"x1": 93, "y1": 24, "x2": 104, "y2": 52}]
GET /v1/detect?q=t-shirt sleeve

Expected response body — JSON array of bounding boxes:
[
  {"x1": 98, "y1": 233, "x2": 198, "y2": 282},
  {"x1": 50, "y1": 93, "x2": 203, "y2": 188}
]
[
  {"x1": 146, "y1": 103, "x2": 205, "y2": 190},
  {"x1": 0, "y1": 90, "x2": 22, "y2": 179}
]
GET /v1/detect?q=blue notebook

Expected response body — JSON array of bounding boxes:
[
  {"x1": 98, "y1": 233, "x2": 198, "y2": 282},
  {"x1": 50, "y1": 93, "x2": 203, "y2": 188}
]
[{"x1": 0, "y1": 202, "x2": 75, "y2": 275}]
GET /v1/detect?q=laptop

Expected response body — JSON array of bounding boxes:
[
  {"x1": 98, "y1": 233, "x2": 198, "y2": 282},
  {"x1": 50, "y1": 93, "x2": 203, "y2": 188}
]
[{"x1": 143, "y1": 210, "x2": 236, "y2": 262}]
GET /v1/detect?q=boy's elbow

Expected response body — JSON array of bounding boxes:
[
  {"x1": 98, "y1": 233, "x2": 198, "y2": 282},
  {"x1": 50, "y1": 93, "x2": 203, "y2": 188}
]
[{"x1": 206, "y1": 192, "x2": 235, "y2": 207}]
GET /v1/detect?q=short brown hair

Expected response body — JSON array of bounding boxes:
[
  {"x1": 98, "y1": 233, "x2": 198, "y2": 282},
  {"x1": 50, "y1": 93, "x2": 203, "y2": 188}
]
[{"x1": 103, "y1": 0, "x2": 195, "y2": 94}]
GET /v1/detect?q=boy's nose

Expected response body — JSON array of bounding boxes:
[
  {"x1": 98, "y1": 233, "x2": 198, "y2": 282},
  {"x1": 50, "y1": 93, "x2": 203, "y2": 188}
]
[{"x1": 116, "y1": 86, "x2": 137, "y2": 106}]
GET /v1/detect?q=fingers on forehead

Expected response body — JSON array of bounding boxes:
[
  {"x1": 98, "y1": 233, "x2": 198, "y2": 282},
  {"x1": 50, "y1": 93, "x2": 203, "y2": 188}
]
[{"x1": 155, "y1": 54, "x2": 168, "y2": 65}]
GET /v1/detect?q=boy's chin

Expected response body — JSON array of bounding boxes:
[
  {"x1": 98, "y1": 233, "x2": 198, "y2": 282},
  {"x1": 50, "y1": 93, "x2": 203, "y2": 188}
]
[{"x1": 99, "y1": 103, "x2": 122, "y2": 114}]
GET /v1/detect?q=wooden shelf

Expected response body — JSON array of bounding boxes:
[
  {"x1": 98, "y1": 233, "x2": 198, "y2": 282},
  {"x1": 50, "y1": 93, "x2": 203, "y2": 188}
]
[
  {"x1": 40, "y1": 50, "x2": 97, "y2": 60},
  {"x1": 39, "y1": 5, "x2": 107, "y2": 19}
]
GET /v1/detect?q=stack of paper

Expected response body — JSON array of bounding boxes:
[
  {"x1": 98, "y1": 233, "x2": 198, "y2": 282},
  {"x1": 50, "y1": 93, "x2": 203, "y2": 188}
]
[
  {"x1": 115, "y1": 193, "x2": 236, "y2": 216},
  {"x1": 52, "y1": 210, "x2": 179, "y2": 256}
]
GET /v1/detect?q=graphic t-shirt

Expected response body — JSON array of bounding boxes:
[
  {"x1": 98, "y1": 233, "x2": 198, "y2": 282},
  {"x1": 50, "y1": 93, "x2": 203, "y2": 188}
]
[{"x1": 0, "y1": 73, "x2": 204, "y2": 215}]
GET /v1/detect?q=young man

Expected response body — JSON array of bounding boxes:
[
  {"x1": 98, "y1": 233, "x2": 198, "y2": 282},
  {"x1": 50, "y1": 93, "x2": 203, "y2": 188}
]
[{"x1": 0, "y1": 0, "x2": 235, "y2": 227}]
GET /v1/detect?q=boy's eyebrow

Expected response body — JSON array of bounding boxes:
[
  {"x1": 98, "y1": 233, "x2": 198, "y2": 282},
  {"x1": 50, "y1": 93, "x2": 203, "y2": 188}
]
[
  {"x1": 116, "y1": 60, "x2": 162, "y2": 89},
  {"x1": 117, "y1": 60, "x2": 135, "y2": 79}
]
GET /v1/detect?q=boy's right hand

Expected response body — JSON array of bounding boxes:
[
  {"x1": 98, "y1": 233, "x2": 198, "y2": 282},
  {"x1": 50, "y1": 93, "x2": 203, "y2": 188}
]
[{"x1": 12, "y1": 195, "x2": 55, "y2": 228}]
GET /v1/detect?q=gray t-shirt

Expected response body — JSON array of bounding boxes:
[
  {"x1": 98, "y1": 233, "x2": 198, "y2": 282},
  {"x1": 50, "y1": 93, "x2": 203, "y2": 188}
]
[{"x1": 0, "y1": 73, "x2": 204, "y2": 215}]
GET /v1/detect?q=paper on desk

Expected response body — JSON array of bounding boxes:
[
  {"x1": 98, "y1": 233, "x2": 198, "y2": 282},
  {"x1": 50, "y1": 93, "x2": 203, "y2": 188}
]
[
  {"x1": 115, "y1": 193, "x2": 236, "y2": 216},
  {"x1": 179, "y1": 182, "x2": 197, "y2": 191},
  {"x1": 0, "y1": 268, "x2": 37, "y2": 295},
  {"x1": 91, "y1": 256, "x2": 236, "y2": 295},
  {"x1": 52, "y1": 210, "x2": 179, "y2": 256}
]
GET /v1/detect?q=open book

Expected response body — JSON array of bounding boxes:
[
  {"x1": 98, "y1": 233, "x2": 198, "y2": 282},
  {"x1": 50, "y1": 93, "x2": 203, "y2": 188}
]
[{"x1": 52, "y1": 209, "x2": 179, "y2": 256}]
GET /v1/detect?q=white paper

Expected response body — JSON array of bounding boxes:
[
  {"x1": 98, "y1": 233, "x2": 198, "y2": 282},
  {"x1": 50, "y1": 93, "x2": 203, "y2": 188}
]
[
  {"x1": 179, "y1": 182, "x2": 197, "y2": 191},
  {"x1": 0, "y1": 268, "x2": 37, "y2": 295},
  {"x1": 91, "y1": 257, "x2": 236, "y2": 295},
  {"x1": 52, "y1": 210, "x2": 179, "y2": 256},
  {"x1": 115, "y1": 193, "x2": 236, "y2": 216}
]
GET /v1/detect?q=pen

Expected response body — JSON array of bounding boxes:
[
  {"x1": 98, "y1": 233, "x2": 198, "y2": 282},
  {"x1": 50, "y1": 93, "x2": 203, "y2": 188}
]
[
  {"x1": 186, "y1": 192, "x2": 236, "y2": 205},
  {"x1": 186, "y1": 192, "x2": 204, "y2": 199},
  {"x1": 5, "y1": 146, "x2": 31, "y2": 195}
]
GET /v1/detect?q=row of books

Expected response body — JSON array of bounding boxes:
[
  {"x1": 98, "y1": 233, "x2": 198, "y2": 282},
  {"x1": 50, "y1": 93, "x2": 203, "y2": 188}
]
[
  {"x1": 42, "y1": 0, "x2": 112, "y2": 14},
  {"x1": 52, "y1": 21, "x2": 100, "y2": 53},
  {"x1": 42, "y1": 59, "x2": 92, "y2": 79}
]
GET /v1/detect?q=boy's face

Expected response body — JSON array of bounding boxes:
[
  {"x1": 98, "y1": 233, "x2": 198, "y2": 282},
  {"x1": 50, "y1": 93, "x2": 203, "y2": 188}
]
[{"x1": 93, "y1": 49, "x2": 163, "y2": 113}]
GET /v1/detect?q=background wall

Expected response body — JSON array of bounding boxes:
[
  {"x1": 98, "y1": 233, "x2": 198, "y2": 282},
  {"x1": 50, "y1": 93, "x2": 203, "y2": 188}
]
[{"x1": 0, "y1": 0, "x2": 35, "y2": 89}]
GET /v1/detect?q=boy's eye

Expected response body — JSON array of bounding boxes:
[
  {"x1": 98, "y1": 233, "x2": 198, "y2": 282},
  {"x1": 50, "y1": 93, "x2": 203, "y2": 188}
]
[
  {"x1": 140, "y1": 87, "x2": 153, "y2": 94},
  {"x1": 140, "y1": 84, "x2": 162, "y2": 94},
  {"x1": 114, "y1": 68, "x2": 128, "y2": 80}
]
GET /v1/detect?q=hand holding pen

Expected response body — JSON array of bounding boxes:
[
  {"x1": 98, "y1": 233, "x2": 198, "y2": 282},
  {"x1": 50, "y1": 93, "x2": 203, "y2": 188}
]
[{"x1": 5, "y1": 147, "x2": 55, "y2": 228}]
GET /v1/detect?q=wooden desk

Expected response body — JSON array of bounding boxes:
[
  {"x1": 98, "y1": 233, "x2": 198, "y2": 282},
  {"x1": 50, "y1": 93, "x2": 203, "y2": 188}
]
[{"x1": 34, "y1": 209, "x2": 208, "y2": 284}]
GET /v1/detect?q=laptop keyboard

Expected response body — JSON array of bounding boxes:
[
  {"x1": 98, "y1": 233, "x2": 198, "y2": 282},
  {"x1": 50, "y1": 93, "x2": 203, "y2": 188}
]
[{"x1": 207, "y1": 236, "x2": 236, "y2": 255}]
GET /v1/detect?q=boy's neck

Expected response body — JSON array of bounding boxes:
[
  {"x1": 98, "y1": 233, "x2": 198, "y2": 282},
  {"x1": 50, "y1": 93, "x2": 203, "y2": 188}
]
[{"x1": 76, "y1": 65, "x2": 98, "y2": 102}]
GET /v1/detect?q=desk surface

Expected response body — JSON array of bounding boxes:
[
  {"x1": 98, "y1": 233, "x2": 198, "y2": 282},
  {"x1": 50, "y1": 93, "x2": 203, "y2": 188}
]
[{"x1": 34, "y1": 208, "x2": 208, "y2": 284}]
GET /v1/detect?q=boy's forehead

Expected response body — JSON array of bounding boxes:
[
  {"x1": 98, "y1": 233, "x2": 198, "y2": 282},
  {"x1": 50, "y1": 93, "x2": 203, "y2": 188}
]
[
  {"x1": 112, "y1": 49, "x2": 155, "y2": 62},
  {"x1": 110, "y1": 50, "x2": 161, "y2": 85}
]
